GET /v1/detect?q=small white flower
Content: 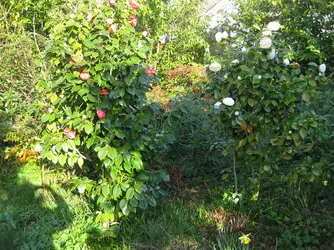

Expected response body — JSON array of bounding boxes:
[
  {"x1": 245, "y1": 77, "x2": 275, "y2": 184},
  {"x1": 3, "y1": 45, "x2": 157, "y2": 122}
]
[
  {"x1": 230, "y1": 32, "x2": 237, "y2": 38},
  {"x1": 214, "y1": 101, "x2": 222, "y2": 110},
  {"x1": 237, "y1": 76, "x2": 242, "y2": 80},
  {"x1": 267, "y1": 48, "x2": 275, "y2": 60},
  {"x1": 234, "y1": 111, "x2": 240, "y2": 116},
  {"x1": 259, "y1": 37, "x2": 273, "y2": 49},
  {"x1": 34, "y1": 144, "x2": 43, "y2": 153},
  {"x1": 289, "y1": 131, "x2": 292, "y2": 134},
  {"x1": 319, "y1": 64, "x2": 326, "y2": 73},
  {"x1": 241, "y1": 47, "x2": 247, "y2": 52},
  {"x1": 82, "y1": 115, "x2": 87, "y2": 119},
  {"x1": 209, "y1": 62, "x2": 221, "y2": 72},
  {"x1": 267, "y1": 21, "x2": 281, "y2": 31},
  {"x1": 106, "y1": 18, "x2": 113, "y2": 26},
  {"x1": 222, "y1": 97, "x2": 235, "y2": 106},
  {"x1": 48, "y1": 108, "x2": 53, "y2": 113},
  {"x1": 283, "y1": 58, "x2": 290, "y2": 66},
  {"x1": 257, "y1": 75, "x2": 262, "y2": 80},
  {"x1": 142, "y1": 30, "x2": 148, "y2": 37},
  {"x1": 262, "y1": 29, "x2": 272, "y2": 36},
  {"x1": 231, "y1": 59, "x2": 240, "y2": 65}
]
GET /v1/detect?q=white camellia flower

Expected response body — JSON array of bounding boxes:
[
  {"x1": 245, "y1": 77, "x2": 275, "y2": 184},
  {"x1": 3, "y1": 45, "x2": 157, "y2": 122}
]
[
  {"x1": 234, "y1": 111, "x2": 240, "y2": 116},
  {"x1": 267, "y1": 48, "x2": 275, "y2": 60},
  {"x1": 215, "y1": 32, "x2": 223, "y2": 42},
  {"x1": 209, "y1": 62, "x2": 221, "y2": 72},
  {"x1": 223, "y1": 97, "x2": 235, "y2": 106},
  {"x1": 262, "y1": 29, "x2": 272, "y2": 36},
  {"x1": 259, "y1": 37, "x2": 273, "y2": 49},
  {"x1": 34, "y1": 144, "x2": 43, "y2": 153},
  {"x1": 319, "y1": 64, "x2": 326, "y2": 73},
  {"x1": 267, "y1": 21, "x2": 281, "y2": 31},
  {"x1": 231, "y1": 59, "x2": 240, "y2": 65},
  {"x1": 237, "y1": 76, "x2": 242, "y2": 80},
  {"x1": 283, "y1": 58, "x2": 290, "y2": 66},
  {"x1": 222, "y1": 31, "x2": 228, "y2": 39},
  {"x1": 214, "y1": 101, "x2": 222, "y2": 110}
]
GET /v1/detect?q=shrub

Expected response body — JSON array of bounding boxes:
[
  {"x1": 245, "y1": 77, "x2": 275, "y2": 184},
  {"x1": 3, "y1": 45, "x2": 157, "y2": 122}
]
[{"x1": 39, "y1": 0, "x2": 168, "y2": 227}]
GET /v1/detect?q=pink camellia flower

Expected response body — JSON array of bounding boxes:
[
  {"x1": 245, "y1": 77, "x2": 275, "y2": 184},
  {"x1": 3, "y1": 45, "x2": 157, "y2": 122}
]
[
  {"x1": 87, "y1": 13, "x2": 94, "y2": 24},
  {"x1": 145, "y1": 65, "x2": 155, "y2": 77},
  {"x1": 108, "y1": 0, "x2": 116, "y2": 6},
  {"x1": 100, "y1": 89, "x2": 109, "y2": 95},
  {"x1": 128, "y1": 0, "x2": 139, "y2": 10},
  {"x1": 64, "y1": 128, "x2": 77, "y2": 139},
  {"x1": 129, "y1": 15, "x2": 137, "y2": 27},
  {"x1": 109, "y1": 24, "x2": 117, "y2": 35},
  {"x1": 80, "y1": 72, "x2": 90, "y2": 81},
  {"x1": 97, "y1": 110, "x2": 106, "y2": 119}
]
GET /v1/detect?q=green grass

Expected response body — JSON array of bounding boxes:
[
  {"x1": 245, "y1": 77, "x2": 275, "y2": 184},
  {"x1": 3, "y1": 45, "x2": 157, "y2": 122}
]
[{"x1": 0, "y1": 162, "x2": 252, "y2": 250}]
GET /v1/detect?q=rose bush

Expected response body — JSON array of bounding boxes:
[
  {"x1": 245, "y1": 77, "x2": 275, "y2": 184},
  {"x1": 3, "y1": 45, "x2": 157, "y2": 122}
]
[{"x1": 39, "y1": 0, "x2": 168, "y2": 228}]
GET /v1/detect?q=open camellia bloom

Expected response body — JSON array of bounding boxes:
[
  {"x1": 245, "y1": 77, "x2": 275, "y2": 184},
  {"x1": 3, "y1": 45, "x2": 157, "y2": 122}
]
[
  {"x1": 283, "y1": 58, "x2": 290, "y2": 66},
  {"x1": 129, "y1": 15, "x2": 137, "y2": 27},
  {"x1": 145, "y1": 65, "x2": 155, "y2": 76},
  {"x1": 97, "y1": 110, "x2": 106, "y2": 119},
  {"x1": 209, "y1": 62, "x2": 221, "y2": 72},
  {"x1": 259, "y1": 37, "x2": 272, "y2": 49},
  {"x1": 109, "y1": 24, "x2": 117, "y2": 35},
  {"x1": 64, "y1": 128, "x2": 76, "y2": 139},
  {"x1": 128, "y1": 0, "x2": 139, "y2": 10},
  {"x1": 222, "y1": 97, "x2": 235, "y2": 106},
  {"x1": 319, "y1": 64, "x2": 326, "y2": 73},
  {"x1": 100, "y1": 89, "x2": 109, "y2": 95},
  {"x1": 267, "y1": 21, "x2": 280, "y2": 31},
  {"x1": 80, "y1": 71, "x2": 90, "y2": 81}
]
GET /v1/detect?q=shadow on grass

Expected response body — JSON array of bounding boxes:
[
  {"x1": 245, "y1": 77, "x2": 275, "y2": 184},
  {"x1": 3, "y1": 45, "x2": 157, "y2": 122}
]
[{"x1": 0, "y1": 163, "x2": 72, "y2": 250}]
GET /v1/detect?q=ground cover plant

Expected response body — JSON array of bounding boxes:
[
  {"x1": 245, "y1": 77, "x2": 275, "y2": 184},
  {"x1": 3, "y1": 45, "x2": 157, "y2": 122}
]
[{"x1": 1, "y1": 0, "x2": 334, "y2": 249}]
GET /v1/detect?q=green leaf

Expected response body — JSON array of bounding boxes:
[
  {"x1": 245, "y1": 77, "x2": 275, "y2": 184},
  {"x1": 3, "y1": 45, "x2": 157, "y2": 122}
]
[
  {"x1": 147, "y1": 196, "x2": 156, "y2": 207},
  {"x1": 98, "y1": 147, "x2": 107, "y2": 160},
  {"x1": 78, "y1": 158, "x2": 84, "y2": 168},
  {"x1": 113, "y1": 184, "x2": 122, "y2": 199},
  {"x1": 302, "y1": 92, "x2": 310, "y2": 102},
  {"x1": 115, "y1": 153, "x2": 123, "y2": 166},
  {"x1": 107, "y1": 147, "x2": 117, "y2": 160},
  {"x1": 41, "y1": 114, "x2": 50, "y2": 123},
  {"x1": 83, "y1": 39, "x2": 96, "y2": 49},
  {"x1": 119, "y1": 199, "x2": 128, "y2": 214},
  {"x1": 126, "y1": 187, "x2": 134, "y2": 200},
  {"x1": 77, "y1": 183, "x2": 86, "y2": 194},
  {"x1": 59, "y1": 154, "x2": 67, "y2": 166},
  {"x1": 84, "y1": 123, "x2": 94, "y2": 134},
  {"x1": 248, "y1": 98, "x2": 256, "y2": 107},
  {"x1": 102, "y1": 185, "x2": 110, "y2": 197},
  {"x1": 129, "y1": 198, "x2": 138, "y2": 207},
  {"x1": 299, "y1": 129, "x2": 307, "y2": 139},
  {"x1": 159, "y1": 170, "x2": 170, "y2": 182},
  {"x1": 139, "y1": 199, "x2": 148, "y2": 209}
]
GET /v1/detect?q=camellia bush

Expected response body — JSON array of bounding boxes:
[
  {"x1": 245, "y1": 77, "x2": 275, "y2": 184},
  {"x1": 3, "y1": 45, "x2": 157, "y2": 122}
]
[
  {"x1": 208, "y1": 20, "x2": 331, "y2": 198},
  {"x1": 39, "y1": 0, "x2": 168, "y2": 228}
]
